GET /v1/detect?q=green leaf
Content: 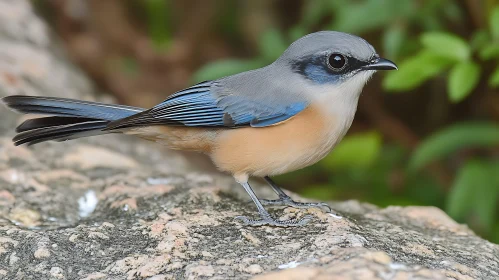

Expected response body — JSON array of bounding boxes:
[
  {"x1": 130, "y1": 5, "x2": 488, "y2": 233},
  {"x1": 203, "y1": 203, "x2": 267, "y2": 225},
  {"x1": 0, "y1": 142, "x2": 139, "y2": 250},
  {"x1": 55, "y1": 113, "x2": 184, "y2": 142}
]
[
  {"x1": 331, "y1": 0, "x2": 414, "y2": 34},
  {"x1": 447, "y1": 160, "x2": 499, "y2": 231},
  {"x1": 489, "y1": 66, "x2": 499, "y2": 87},
  {"x1": 383, "y1": 51, "x2": 453, "y2": 91},
  {"x1": 447, "y1": 62, "x2": 481, "y2": 103},
  {"x1": 479, "y1": 44, "x2": 499, "y2": 60},
  {"x1": 409, "y1": 122, "x2": 499, "y2": 171},
  {"x1": 192, "y1": 59, "x2": 265, "y2": 83},
  {"x1": 470, "y1": 29, "x2": 490, "y2": 51},
  {"x1": 383, "y1": 25, "x2": 406, "y2": 59},
  {"x1": 144, "y1": 0, "x2": 171, "y2": 50},
  {"x1": 490, "y1": 6, "x2": 499, "y2": 39},
  {"x1": 421, "y1": 32, "x2": 470, "y2": 61},
  {"x1": 258, "y1": 28, "x2": 288, "y2": 61},
  {"x1": 321, "y1": 131, "x2": 382, "y2": 170}
]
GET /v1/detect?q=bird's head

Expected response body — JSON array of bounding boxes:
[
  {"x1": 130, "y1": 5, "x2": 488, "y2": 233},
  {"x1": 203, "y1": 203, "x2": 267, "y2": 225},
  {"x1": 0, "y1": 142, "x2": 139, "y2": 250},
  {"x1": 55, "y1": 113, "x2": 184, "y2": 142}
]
[{"x1": 277, "y1": 31, "x2": 397, "y2": 95}]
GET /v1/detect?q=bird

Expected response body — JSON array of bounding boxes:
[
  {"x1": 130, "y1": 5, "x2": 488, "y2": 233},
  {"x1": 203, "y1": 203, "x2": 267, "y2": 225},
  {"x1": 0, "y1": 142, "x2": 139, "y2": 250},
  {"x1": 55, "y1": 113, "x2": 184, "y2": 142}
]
[{"x1": 2, "y1": 31, "x2": 397, "y2": 227}]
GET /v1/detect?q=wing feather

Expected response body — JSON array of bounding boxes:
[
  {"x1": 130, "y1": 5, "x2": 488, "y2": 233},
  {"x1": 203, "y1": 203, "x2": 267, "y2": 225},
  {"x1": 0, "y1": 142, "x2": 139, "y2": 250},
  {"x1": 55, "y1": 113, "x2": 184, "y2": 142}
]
[{"x1": 106, "y1": 80, "x2": 307, "y2": 130}]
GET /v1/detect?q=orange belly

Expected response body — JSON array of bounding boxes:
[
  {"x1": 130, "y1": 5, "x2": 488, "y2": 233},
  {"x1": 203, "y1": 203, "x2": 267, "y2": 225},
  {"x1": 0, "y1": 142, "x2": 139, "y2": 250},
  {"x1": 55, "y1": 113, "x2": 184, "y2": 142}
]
[{"x1": 210, "y1": 105, "x2": 337, "y2": 177}]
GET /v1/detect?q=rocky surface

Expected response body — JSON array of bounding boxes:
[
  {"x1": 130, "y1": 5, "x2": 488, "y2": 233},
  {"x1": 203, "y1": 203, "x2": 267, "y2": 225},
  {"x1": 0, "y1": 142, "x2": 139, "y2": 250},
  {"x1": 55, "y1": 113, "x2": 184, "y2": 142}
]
[{"x1": 0, "y1": 1, "x2": 498, "y2": 279}]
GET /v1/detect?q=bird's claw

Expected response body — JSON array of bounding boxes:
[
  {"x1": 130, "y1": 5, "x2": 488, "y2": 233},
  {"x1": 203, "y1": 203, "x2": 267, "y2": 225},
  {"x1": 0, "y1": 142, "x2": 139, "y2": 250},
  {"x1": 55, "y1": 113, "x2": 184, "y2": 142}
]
[
  {"x1": 234, "y1": 214, "x2": 313, "y2": 227},
  {"x1": 260, "y1": 198, "x2": 333, "y2": 213}
]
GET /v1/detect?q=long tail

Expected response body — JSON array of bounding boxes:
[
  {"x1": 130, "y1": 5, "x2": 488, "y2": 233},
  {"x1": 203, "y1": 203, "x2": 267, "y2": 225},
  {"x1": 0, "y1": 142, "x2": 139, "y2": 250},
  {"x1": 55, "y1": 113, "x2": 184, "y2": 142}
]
[{"x1": 2, "y1": 95, "x2": 145, "y2": 146}]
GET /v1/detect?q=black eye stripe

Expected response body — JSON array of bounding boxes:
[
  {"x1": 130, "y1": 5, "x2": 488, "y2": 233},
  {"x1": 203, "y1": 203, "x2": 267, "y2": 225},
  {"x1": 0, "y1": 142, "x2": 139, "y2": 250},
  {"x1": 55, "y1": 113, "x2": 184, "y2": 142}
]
[{"x1": 291, "y1": 54, "x2": 370, "y2": 79}]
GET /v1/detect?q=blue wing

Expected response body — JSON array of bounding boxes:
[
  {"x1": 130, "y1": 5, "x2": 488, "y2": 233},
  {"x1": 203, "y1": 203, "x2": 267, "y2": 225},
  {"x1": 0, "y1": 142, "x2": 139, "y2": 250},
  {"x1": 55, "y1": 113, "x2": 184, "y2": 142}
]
[{"x1": 107, "y1": 81, "x2": 307, "y2": 129}]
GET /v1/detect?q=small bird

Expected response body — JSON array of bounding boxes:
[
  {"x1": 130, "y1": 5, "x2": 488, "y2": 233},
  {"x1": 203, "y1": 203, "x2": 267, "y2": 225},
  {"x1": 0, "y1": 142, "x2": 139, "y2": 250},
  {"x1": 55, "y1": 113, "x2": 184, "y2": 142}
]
[{"x1": 2, "y1": 31, "x2": 397, "y2": 227}]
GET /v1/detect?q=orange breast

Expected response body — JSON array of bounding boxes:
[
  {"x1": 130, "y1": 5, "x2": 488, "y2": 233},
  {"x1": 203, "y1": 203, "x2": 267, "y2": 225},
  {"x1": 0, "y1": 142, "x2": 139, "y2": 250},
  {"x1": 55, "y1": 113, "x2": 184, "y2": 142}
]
[{"x1": 210, "y1": 105, "x2": 335, "y2": 177}]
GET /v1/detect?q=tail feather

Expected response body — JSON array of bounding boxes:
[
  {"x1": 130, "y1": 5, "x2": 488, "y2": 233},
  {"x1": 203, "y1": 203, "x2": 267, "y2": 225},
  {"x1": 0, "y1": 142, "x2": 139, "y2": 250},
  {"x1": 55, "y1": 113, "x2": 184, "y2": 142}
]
[
  {"x1": 16, "y1": 116, "x2": 96, "y2": 132},
  {"x1": 13, "y1": 120, "x2": 109, "y2": 146},
  {"x1": 2, "y1": 95, "x2": 145, "y2": 145},
  {"x1": 2, "y1": 95, "x2": 143, "y2": 120}
]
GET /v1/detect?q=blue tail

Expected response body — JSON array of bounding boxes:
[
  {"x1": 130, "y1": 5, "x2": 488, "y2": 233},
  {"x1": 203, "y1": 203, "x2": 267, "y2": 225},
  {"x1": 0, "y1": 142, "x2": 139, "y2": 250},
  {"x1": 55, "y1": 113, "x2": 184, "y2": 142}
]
[{"x1": 2, "y1": 95, "x2": 144, "y2": 146}]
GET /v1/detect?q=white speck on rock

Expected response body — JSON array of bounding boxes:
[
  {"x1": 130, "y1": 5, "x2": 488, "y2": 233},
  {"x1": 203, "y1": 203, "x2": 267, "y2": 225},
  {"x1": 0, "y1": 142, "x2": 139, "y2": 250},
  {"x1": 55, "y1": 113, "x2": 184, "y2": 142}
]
[
  {"x1": 245, "y1": 264, "x2": 263, "y2": 274},
  {"x1": 147, "y1": 177, "x2": 176, "y2": 185},
  {"x1": 78, "y1": 190, "x2": 98, "y2": 218},
  {"x1": 329, "y1": 212, "x2": 343, "y2": 219},
  {"x1": 50, "y1": 267, "x2": 64, "y2": 279},
  {"x1": 34, "y1": 247, "x2": 50, "y2": 259},
  {"x1": 389, "y1": 262, "x2": 408, "y2": 270},
  {"x1": 278, "y1": 261, "x2": 301, "y2": 269}
]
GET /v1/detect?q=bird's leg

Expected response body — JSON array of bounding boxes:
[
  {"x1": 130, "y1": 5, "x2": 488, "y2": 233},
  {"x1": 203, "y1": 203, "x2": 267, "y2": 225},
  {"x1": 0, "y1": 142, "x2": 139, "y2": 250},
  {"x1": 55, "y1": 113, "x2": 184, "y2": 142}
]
[
  {"x1": 260, "y1": 176, "x2": 333, "y2": 213},
  {"x1": 235, "y1": 180, "x2": 313, "y2": 227}
]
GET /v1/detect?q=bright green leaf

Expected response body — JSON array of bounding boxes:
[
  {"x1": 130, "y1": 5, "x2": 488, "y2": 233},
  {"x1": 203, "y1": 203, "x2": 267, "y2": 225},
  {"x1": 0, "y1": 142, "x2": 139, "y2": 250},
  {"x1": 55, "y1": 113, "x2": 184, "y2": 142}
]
[
  {"x1": 448, "y1": 62, "x2": 481, "y2": 103},
  {"x1": 192, "y1": 59, "x2": 265, "y2": 83},
  {"x1": 489, "y1": 66, "x2": 499, "y2": 87},
  {"x1": 321, "y1": 131, "x2": 382, "y2": 170},
  {"x1": 421, "y1": 32, "x2": 470, "y2": 61},
  {"x1": 258, "y1": 28, "x2": 288, "y2": 61},
  {"x1": 383, "y1": 51, "x2": 453, "y2": 91},
  {"x1": 490, "y1": 6, "x2": 499, "y2": 39},
  {"x1": 409, "y1": 122, "x2": 499, "y2": 171}
]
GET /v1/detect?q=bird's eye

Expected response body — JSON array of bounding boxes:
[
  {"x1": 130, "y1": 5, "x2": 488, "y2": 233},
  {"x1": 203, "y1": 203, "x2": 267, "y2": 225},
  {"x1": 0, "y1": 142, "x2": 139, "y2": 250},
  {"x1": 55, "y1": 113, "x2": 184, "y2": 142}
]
[{"x1": 327, "y1": 53, "x2": 347, "y2": 70}]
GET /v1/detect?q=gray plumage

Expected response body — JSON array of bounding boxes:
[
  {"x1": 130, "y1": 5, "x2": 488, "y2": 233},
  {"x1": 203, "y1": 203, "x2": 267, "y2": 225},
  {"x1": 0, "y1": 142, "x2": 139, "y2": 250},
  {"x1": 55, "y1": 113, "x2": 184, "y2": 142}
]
[{"x1": 211, "y1": 31, "x2": 377, "y2": 123}]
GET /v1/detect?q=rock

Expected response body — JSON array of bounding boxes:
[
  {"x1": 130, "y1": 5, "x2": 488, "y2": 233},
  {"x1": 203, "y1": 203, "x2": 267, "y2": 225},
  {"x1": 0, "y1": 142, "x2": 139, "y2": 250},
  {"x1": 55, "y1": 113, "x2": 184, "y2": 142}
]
[{"x1": 0, "y1": 1, "x2": 498, "y2": 279}]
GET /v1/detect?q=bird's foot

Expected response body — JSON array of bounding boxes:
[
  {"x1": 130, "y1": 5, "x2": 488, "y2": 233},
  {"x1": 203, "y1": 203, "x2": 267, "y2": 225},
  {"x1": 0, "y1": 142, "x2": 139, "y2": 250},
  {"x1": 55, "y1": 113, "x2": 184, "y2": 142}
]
[
  {"x1": 234, "y1": 214, "x2": 313, "y2": 227},
  {"x1": 260, "y1": 197, "x2": 333, "y2": 213}
]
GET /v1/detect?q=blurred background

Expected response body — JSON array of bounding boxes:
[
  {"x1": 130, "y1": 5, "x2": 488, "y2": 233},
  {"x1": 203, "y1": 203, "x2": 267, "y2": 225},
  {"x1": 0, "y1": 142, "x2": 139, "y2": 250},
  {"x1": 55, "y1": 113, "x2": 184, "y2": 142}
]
[{"x1": 32, "y1": 0, "x2": 499, "y2": 243}]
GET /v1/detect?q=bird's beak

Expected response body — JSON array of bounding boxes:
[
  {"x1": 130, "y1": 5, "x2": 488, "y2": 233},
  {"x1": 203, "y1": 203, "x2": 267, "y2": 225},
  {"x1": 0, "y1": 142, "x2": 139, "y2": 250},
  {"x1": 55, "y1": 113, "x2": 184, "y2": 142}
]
[{"x1": 363, "y1": 57, "x2": 398, "y2": 71}]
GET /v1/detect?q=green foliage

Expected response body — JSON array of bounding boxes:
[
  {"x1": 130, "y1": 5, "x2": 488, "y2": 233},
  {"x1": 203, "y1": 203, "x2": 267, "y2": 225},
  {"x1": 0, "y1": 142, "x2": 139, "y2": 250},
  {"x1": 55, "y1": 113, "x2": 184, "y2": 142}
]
[
  {"x1": 383, "y1": 25, "x2": 406, "y2": 59},
  {"x1": 479, "y1": 44, "x2": 499, "y2": 60},
  {"x1": 409, "y1": 122, "x2": 499, "y2": 171},
  {"x1": 489, "y1": 66, "x2": 499, "y2": 87},
  {"x1": 259, "y1": 28, "x2": 288, "y2": 61},
  {"x1": 384, "y1": 3, "x2": 499, "y2": 101},
  {"x1": 448, "y1": 62, "x2": 480, "y2": 103},
  {"x1": 322, "y1": 131, "x2": 382, "y2": 170},
  {"x1": 143, "y1": 0, "x2": 171, "y2": 50},
  {"x1": 384, "y1": 32, "x2": 482, "y2": 100},
  {"x1": 192, "y1": 29, "x2": 289, "y2": 82},
  {"x1": 383, "y1": 51, "x2": 453, "y2": 91},
  {"x1": 420, "y1": 32, "x2": 470, "y2": 61},
  {"x1": 328, "y1": 0, "x2": 414, "y2": 34},
  {"x1": 490, "y1": 6, "x2": 499, "y2": 40},
  {"x1": 447, "y1": 161, "x2": 499, "y2": 231}
]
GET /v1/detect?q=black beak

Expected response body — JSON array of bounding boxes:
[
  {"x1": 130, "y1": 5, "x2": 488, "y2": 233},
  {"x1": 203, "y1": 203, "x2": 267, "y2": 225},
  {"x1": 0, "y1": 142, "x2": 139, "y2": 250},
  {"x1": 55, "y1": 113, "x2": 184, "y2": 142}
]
[{"x1": 363, "y1": 57, "x2": 398, "y2": 71}]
